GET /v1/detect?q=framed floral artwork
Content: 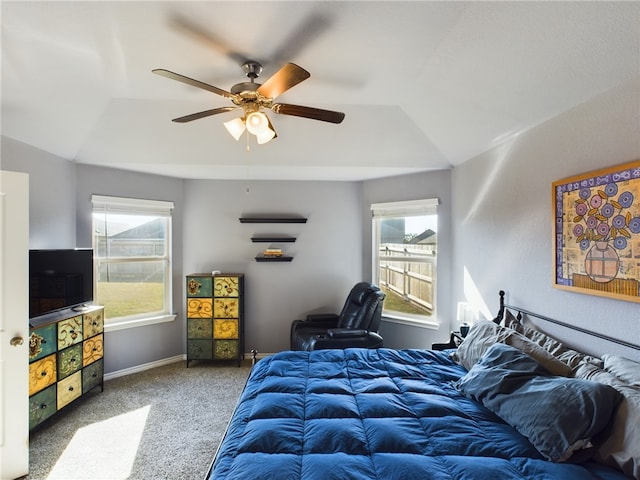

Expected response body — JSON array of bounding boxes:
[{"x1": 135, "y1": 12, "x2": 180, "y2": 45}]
[{"x1": 553, "y1": 159, "x2": 640, "y2": 302}]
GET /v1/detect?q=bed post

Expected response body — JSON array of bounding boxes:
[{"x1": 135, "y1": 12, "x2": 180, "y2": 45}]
[{"x1": 492, "y1": 290, "x2": 505, "y2": 325}]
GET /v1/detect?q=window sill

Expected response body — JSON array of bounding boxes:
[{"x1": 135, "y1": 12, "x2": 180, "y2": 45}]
[
  {"x1": 104, "y1": 313, "x2": 177, "y2": 333},
  {"x1": 381, "y1": 315, "x2": 439, "y2": 330}
]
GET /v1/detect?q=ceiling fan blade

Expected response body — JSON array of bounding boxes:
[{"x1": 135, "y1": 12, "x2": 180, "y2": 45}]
[
  {"x1": 271, "y1": 103, "x2": 345, "y2": 124},
  {"x1": 153, "y1": 69, "x2": 238, "y2": 100},
  {"x1": 269, "y1": 13, "x2": 332, "y2": 67},
  {"x1": 169, "y1": 15, "x2": 249, "y2": 66},
  {"x1": 172, "y1": 106, "x2": 239, "y2": 123},
  {"x1": 257, "y1": 63, "x2": 310, "y2": 100}
]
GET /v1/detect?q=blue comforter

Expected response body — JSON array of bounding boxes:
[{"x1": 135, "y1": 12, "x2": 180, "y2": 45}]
[{"x1": 208, "y1": 348, "x2": 628, "y2": 479}]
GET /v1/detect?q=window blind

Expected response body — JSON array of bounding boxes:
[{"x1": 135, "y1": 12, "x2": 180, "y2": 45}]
[
  {"x1": 91, "y1": 195, "x2": 174, "y2": 216},
  {"x1": 371, "y1": 198, "x2": 439, "y2": 218}
]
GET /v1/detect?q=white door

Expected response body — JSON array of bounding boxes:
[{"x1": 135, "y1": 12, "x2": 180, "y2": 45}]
[{"x1": 0, "y1": 171, "x2": 29, "y2": 479}]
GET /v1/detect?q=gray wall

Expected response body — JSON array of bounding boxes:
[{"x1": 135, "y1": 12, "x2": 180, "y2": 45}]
[
  {"x1": 182, "y1": 179, "x2": 363, "y2": 354},
  {"x1": 451, "y1": 77, "x2": 640, "y2": 361},
  {"x1": 361, "y1": 170, "x2": 453, "y2": 350},
  {"x1": 1, "y1": 137, "x2": 76, "y2": 248}
]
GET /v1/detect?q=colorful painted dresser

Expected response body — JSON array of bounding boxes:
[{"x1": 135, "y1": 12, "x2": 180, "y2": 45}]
[
  {"x1": 28, "y1": 305, "x2": 104, "y2": 429},
  {"x1": 186, "y1": 274, "x2": 244, "y2": 367}
]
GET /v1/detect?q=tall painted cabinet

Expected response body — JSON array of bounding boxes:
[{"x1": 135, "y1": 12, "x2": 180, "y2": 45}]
[{"x1": 186, "y1": 273, "x2": 244, "y2": 367}]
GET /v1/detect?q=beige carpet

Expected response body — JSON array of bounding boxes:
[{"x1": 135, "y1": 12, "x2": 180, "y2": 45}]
[{"x1": 27, "y1": 360, "x2": 251, "y2": 480}]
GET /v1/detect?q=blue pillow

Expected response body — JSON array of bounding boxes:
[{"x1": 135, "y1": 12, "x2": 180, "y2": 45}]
[{"x1": 454, "y1": 343, "x2": 622, "y2": 462}]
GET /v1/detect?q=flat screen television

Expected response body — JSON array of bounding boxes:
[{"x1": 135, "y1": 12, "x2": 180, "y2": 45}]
[{"x1": 29, "y1": 249, "x2": 94, "y2": 319}]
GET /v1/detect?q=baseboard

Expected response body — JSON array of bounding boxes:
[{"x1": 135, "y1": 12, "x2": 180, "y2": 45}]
[
  {"x1": 104, "y1": 352, "x2": 277, "y2": 380},
  {"x1": 104, "y1": 354, "x2": 186, "y2": 381}
]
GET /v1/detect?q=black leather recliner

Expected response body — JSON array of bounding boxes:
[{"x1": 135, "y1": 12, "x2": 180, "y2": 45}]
[{"x1": 290, "y1": 282, "x2": 385, "y2": 351}]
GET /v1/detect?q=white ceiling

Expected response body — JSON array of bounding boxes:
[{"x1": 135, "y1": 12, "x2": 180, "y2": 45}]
[{"x1": 2, "y1": 1, "x2": 639, "y2": 181}]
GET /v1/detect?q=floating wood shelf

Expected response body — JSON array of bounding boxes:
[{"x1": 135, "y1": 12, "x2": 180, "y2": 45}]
[
  {"x1": 255, "y1": 256, "x2": 294, "y2": 262},
  {"x1": 251, "y1": 237, "x2": 296, "y2": 243},
  {"x1": 239, "y1": 217, "x2": 307, "y2": 224},
  {"x1": 241, "y1": 215, "x2": 305, "y2": 262}
]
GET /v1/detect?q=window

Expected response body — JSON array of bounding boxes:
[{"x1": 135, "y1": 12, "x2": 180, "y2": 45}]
[
  {"x1": 91, "y1": 195, "x2": 174, "y2": 329},
  {"x1": 371, "y1": 199, "x2": 438, "y2": 325}
]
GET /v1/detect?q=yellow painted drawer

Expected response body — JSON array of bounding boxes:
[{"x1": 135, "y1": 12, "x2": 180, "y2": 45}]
[
  {"x1": 214, "y1": 319, "x2": 238, "y2": 339},
  {"x1": 57, "y1": 370, "x2": 81, "y2": 409},
  {"x1": 29, "y1": 354, "x2": 57, "y2": 396},
  {"x1": 214, "y1": 276, "x2": 240, "y2": 297},
  {"x1": 187, "y1": 298, "x2": 213, "y2": 318},
  {"x1": 58, "y1": 315, "x2": 83, "y2": 349},
  {"x1": 213, "y1": 298, "x2": 239, "y2": 318},
  {"x1": 83, "y1": 309, "x2": 104, "y2": 338},
  {"x1": 83, "y1": 334, "x2": 104, "y2": 366}
]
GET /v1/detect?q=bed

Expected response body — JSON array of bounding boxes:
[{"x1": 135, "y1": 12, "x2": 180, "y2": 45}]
[{"x1": 207, "y1": 291, "x2": 640, "y2": 480}]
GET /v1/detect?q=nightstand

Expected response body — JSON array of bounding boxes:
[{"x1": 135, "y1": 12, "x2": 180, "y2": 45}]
[{"x1": 431, "y1": 331, "x2": 464, "y2": 351}]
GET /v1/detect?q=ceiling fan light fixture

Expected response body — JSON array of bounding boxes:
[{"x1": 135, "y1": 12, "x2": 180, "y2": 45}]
[
  {"x1": 256, "y1": 127, "x2": 276, "y2": 145},
  {"x1": 224, "y1": 117, "x2": 246, "y2": 141},
  {"x1": 245, "y1": 111, "x2": 269, "y2": 135}
]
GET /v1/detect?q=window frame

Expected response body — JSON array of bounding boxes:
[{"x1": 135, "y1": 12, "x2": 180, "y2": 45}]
[
  {"x1": 371, "y1": 198, "x2": 439, "y2": 328},
  {"x1": 91, "y1": 195, "x2": 176, "y2": 332}
]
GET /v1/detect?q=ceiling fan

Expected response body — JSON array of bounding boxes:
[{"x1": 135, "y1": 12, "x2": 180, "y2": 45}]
[{"x1": 153, "y1": 60, "x2": 345, "y2": 145}]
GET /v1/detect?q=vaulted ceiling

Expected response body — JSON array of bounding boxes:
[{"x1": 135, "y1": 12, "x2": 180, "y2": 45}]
[{"x1": 2, "y1": 1, "x2": 639, "y2": 181}]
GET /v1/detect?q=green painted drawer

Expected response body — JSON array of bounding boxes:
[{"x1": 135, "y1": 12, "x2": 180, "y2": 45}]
[
  {"x1": 187, "y1": 339, "x2": 213, "y2": 359},
  {"x1": 29, "y1": 384, "x2": 57, "y2": 429},
  {"x1": 29, "y1": 323, "x2": 56, "y2": 362},
  {"x1": 187, "y1": 318, "x2": 212, "y2": 338},
  {"x1": 187, "y1": 276, "x2": 212, "y2": 297},
  {"x1": 214, "y1": 340, "x2": 238, "y2": 360},
  {"x1": 83, "y1": 359, "x2": 103, "y2": 394},
  {"x1": 58, "y1": 343, "x2": 82, "y2": 380}
]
